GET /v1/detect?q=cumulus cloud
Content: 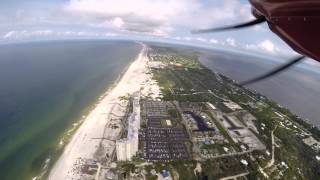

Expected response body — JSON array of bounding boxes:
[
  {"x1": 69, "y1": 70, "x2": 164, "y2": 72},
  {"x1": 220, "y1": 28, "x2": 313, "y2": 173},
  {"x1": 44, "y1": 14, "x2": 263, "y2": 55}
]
[
  {"x1": 243, "y1": 40, "x2": 283, "y2": 54},
  {"x1": 196, "y1": 37, "x2": 207, "y2": 42},
  {"x1": 169, "y1": 34, "x2": 287, "y2": 56},
  {"x1": 3, "y1": 31, "x2": 16, "y2": 39},
  {"x1": 63, "y1": 0, "x2": 252, "y2": 36},
  {"x1": 32, "y1": 30, "x2": 54, "y2": 36},
  {"x1": 226, "y1": 38, "x2": 236, "y2": 47},
  {"x1": 209, "y1": 38, "x2": 218, "y2": 44},
  {"x1": 63, "y1": 0, "x2": 186, "y2": 36},
  {"x1": 2, "y1": 30, "x2": 61, "y2": 39},
  {"x1": 111, "y1": 17, "x2": 124, "y2": 28},
  {"x1": 1, "y1": 30, "x2": 119, "y2": 40},
  {"x1": 258, "y1": 40, "x2": 278, "y2": 53},
  {"x1": 253, "y1": 25, "x2": 267, "y2": 32},
  {"x1": 104, "y1": 32, "x2": 118, "y2": 37}
]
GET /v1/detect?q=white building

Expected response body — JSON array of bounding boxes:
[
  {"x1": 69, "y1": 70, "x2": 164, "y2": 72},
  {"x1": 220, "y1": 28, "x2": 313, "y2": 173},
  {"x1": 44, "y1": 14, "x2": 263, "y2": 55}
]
[
  {"x1": 116, "y1": 92, "x2": 141, "y2": 161},
  {"x1": 223, "y1": 101, "x2": 242, "y2": 111},
  {"x1": 116, "y1": 139, "x2": 128, "y2": 161}
]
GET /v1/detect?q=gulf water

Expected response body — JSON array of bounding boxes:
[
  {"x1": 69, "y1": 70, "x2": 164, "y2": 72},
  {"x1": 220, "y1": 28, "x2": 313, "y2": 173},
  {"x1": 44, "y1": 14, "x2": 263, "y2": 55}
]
[
  {"x1": 199, "y1": 51, "x2": 320, "y2": 128},
  {"x1": 0, "y1": 40, "x2": 141, "y2": 180}
]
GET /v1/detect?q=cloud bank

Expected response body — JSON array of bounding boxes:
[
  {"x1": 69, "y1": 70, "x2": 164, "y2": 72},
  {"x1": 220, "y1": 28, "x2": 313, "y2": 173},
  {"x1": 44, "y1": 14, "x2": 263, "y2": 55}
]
[
  {"x1": 1, "y1": 30, "x2": 118, "y2": 40},
  {"x1": 0, "y1": 0, "x2": 298, "y2": 58},
  {"x1": 63, "y1": 0, "x2": 252, "y2": 36}
]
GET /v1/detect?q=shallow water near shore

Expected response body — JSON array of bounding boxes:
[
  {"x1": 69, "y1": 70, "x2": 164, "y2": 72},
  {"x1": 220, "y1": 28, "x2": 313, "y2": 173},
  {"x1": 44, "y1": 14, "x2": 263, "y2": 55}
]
[{"x1": 0, "y1": 40, "x2": 141, "y2": 180}]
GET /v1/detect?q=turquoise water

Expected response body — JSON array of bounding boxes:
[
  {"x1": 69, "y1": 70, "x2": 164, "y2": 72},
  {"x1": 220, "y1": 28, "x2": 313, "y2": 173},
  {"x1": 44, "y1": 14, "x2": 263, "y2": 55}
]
[{"x1": 0, "y1": 40, "x2": 141, "y2": 180}]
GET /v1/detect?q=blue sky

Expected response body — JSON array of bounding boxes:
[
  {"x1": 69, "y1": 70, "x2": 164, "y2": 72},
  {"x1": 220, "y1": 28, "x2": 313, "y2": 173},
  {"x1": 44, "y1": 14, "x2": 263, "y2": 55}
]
[{"x1": 0, "y1": 0, "x2": 319, "y2": 66}]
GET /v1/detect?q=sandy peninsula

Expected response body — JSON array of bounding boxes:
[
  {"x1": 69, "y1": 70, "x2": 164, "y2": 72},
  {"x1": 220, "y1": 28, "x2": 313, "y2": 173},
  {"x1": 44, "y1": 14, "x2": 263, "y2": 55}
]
[{"x1": 48, "y1": 43, "x2": 160, "y2": 180}]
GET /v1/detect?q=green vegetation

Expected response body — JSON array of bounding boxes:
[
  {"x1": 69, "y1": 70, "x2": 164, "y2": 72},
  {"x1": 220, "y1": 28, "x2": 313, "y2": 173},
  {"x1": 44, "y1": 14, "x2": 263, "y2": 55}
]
[
  {"x1": 146, "y1": 45, "x2": 320, "y2": 179},
  {"x1": 168, "y1": 108, "x2": 181, "y2": 121},
  {"x1": 272, "y1": 127, "x2": 319, "y2": 179},
  {"x1": 145, "y1": 161, "x2": 196, "y2": 180},
  {"x1": 121, "y1": 163, "x2": 136, "y2": 173},
  {"x1": 185, "y1": 140, "x2": 193, "y2": 155},
  {"x1": 144, "y1": 165, "x2": 158, "y2": 180},
  {"x1": 201, "y1": 157, "x2": 249, "y2": 179},
  {"x1": 119, "y1": 95, "x2": 130, "y2": 101},
  {"x1": 170, "y1": 161, "x2": 196, "y2": 180}
]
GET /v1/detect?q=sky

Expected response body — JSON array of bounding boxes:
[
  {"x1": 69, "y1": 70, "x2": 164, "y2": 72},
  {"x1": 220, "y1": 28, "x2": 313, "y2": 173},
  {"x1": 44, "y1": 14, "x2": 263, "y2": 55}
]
[{"x1": 0, "y1": 0, "x2": 319, "y2": 67}]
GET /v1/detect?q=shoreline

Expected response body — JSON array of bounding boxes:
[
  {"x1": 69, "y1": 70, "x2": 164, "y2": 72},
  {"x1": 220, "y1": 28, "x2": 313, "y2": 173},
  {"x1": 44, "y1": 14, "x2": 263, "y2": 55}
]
[
  {"x1": 33, "y1": 44, "x2": 144, "y2": 180},
  {"x1": 47, "y1": 43, "x2": 159, "y2": 179}
]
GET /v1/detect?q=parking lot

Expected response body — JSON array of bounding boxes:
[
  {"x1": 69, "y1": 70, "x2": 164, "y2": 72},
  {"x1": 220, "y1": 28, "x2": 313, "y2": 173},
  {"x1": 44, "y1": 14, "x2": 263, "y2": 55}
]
[
  {"x1": 144, "y1": 127, "x2": 190, "y2": 161},
  {"x1": 142, "y1": 100, "x2": 191, "y2": 161}
]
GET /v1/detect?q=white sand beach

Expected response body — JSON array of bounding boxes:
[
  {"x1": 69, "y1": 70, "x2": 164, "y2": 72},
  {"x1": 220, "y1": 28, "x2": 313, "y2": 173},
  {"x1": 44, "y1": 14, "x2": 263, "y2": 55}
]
[{"x1": 48, "y1": 44, "x2": 159, "y2": 180}]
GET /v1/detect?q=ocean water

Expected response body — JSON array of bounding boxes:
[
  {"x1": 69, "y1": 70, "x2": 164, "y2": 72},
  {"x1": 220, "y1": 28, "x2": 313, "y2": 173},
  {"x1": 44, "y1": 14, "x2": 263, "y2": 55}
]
[
  {"x1": 199, "y1": 50, "x2": 320, "y2": 127},
  {"x1": 0, "y1": 40, "x2": 141, "y2": 180}
]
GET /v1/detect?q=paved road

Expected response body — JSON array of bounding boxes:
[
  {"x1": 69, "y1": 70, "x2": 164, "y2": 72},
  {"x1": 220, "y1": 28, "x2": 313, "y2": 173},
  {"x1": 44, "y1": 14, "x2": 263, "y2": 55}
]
[
  {"x1": 200, "y1": 149, "x2": 254, "y2": 160},
  {"x1": 220, "y1": 172, "x2": 249, "y2": 180},
  {"x1": 264, "y1": 126, "x2": 278, "y2": 169},
  {"x1": 95, "y1": 163, "x2": 102, "y2": 180}
]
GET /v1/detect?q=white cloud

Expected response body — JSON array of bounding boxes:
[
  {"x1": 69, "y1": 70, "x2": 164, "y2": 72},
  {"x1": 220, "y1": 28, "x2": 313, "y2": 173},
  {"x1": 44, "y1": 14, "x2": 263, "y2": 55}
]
[
  {"x1": 3, "y1": 31, "x2": 17, "y2": 39},
  {"x1": 111, "y1": 17, "x2": 124, "y2": 28},
  {"x1": 183, "y1": 36, "x2": 192, "y2": 41},
  {"x1": 242, "y1": 39, "x2": 288, "y2": 55},
  {"x1": 172, "y1": 36, "x2": 181, "y2": 40},
  {"x1": 253, "y1": 25, "x2": 267, "y2": 32},
  {"x1": 32, "y1": 30, "x2": 54, "y2": 36},
  {"x1": 63, "y1": 0, "x2": 252, "y2": 36},
  {"x1": 1, "y1": 30, "x2": 119, "y2": 40},
  {"x1": 3, "y1": 30, "x2": 57, "y2": 39},
  {"x1": 64, "y1": 0, "x2": 193, "y2": 22},
  {"x1": 226, "y1": 38, "x2": 236, "y2": 47},
  {"x1": 196, "y1": 37, "x2": 206, "y2": 42},
  {"x1": 209, "y1": 38, "x2": 218, "y2": 44},
  {"x1": 104, "y1": 32, "x2": 118, "y2": 37},
  {"x1": 149, "y1": 28, "x2": 172, "y2": 37},
  {"x1": 170, "y1": 34, "x2": 287, "y2": 56},
  {"x1": 64, "y1": 31, "x2": 77, "y2": 36},
  {"x1": 258, "y1": 40, "x2": 277, "y2": 53}
]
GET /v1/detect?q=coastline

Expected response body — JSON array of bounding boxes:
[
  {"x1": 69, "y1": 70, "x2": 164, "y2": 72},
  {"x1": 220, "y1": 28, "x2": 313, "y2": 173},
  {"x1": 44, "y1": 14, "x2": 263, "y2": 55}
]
[
  {"x1": 47, "y1": 43, "x2": 160, "y2": 180},
  {"x1": 33, "y1": 44, "x2": 144, "y2": 180}
]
